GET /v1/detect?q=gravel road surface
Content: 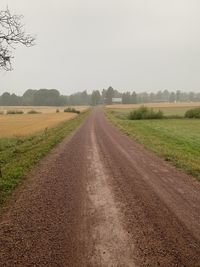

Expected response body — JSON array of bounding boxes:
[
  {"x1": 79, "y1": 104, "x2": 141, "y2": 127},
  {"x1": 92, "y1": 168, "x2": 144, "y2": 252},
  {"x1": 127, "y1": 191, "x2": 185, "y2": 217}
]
[{"x1": 0, "y1": 108, "x2": 200, "y2": 266}]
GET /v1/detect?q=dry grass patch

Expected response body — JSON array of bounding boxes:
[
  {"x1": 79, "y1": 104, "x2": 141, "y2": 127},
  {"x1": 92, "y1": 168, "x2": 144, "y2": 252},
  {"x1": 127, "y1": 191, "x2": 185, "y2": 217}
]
[
  {"x1": 106, "y1": 102, "x2": 200, "y2": 109},
  {"x1": 0, "y1": 106, "x2": 89, "y2": 114}
]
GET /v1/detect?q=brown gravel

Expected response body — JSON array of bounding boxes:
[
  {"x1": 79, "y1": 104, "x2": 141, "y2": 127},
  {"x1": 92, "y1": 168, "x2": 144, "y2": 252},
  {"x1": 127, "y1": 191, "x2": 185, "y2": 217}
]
[{"x1": 0, "y1": 108, "x2": 200, "y2": 267}]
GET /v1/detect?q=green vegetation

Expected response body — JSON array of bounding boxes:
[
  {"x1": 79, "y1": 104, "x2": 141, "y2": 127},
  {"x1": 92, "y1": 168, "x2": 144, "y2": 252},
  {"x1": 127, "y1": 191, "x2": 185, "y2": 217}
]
[
  {"x1": 109, "y1": 106, "x2": 198, "y2": 119},
  {"x1": 0, "y1": 111, "x2": 88, "y2": 207},
  {"x1": 128, "y1": 106, "x2": 164, "y2": 120},
  {"x1": 185, "y1": 107, "x2": 200, "y2": 118},
  {"x1": 64, "y1": 107, "x2": 80, "y2": 114},
  {"x1": 27, "y1": 110, "x2": 41, "y2": 114},
  {"x1": 1, "y1": 87, "x2": 200, "y2": 106},
  {"x1": 106, "y1": 109, "x2": 200, "y2": 181},
  {"x1": 7, "y1": 110, "x2": 24, "y2": 115}
]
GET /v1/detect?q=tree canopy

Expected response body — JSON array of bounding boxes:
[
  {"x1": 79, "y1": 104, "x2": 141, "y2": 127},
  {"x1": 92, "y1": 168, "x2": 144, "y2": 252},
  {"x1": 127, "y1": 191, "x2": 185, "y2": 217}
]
[{"x1": 0, "y1": 87, "x2": 200, "y2": 106}]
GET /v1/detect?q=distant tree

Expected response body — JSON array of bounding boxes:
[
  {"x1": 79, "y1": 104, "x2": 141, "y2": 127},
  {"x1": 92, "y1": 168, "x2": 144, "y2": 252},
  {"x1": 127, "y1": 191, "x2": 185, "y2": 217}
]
[
  {"x1": 0, "y1": 8, "x2": 35, "y2": 70},
  {"x1": 140, "y1": 92, "x2": 149, "y2": 103},
  {"x1": 33, "y1": 89, "x2": 60, "y2": 106},
  {"x1": 176, "y1": 90, "x2": 181, "y2": 102},
  {"x1": 156, "y1": 90, "x2": 163, "y2": 102},
  {"x1": 169, "y1": 92, "x2": 176, "y2": 102},
  {"x1": 163, "y1": 90, "x2": 170, "y2": 101},
  {"x1": 91, "y1": 90, "x2": 101, "y2": 106},
  {"x1": 122, "y1": 92, "x2": 132, "y2": 104},
  {"x1": 105, "y1": 86, "x2": 115, "y2": 104},
  {"x1": 131, "y1": 91, "x2": 137, "y2": 104},
  {"x1": 189, "y1": 92, "x2": 195, "y2": 102},
  {"x1": 0, "y1": 92, "x2": 11, "y2": 105},
  {"x1": 22, "y1": 89, "x2": 37, "y2": 105},
  {"x1": 149, "y1": 92, "x2": 155, "y2": 103},
  {"x1": 10, "y1": 93, "x2": 21, "y2": 105},
  {"x1": 101, "y1": 89, "x2": 107, "y2": 104}
]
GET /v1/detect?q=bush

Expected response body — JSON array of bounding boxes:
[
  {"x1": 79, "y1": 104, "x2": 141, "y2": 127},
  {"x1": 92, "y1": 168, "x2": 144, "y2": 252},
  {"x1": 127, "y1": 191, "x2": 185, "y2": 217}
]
[
  {"x1": 185, "y1": 108, "x2": 200, "y2": 118},
  {"x1": 7, "y1": 110, "x2": 24, "y2": 115},
  {"x1": 64, "y1": 107, "x2": 80, "y2": 114},
  {"x1": 27, "y1": 110, "x2": 41, "y2": 114},
  {"x1": 128, "y1": 106, "x2": 164, "y2": 120},
  {"x1": 56, "y1": 109, "x2": 60, "y2": 113}
]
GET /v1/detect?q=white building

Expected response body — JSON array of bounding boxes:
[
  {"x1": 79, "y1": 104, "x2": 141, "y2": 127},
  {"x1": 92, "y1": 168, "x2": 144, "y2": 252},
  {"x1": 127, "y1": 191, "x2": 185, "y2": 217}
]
[{"x1": 112, "y1": 98, "x2": 122, "y2": 104}]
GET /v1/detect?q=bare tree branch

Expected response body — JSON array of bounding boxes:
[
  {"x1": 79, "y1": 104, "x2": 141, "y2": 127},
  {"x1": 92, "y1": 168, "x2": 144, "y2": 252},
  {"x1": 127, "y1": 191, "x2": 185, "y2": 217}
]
[{"x1": 0, "y1": 8, "x2": 35, "y2": 71}]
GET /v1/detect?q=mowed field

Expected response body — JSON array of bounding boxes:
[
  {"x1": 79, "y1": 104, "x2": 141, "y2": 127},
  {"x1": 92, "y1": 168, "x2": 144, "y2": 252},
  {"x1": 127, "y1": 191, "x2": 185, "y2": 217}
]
[
  {"x1": 0, "y1": 106, "x2": 89, "y2": 137},
  {"x1": 105, "y1": 103, "x2": 200, "y2": 180},
  {"x1": 106, "y1": 102, "x2": 200, "y2": 116}
]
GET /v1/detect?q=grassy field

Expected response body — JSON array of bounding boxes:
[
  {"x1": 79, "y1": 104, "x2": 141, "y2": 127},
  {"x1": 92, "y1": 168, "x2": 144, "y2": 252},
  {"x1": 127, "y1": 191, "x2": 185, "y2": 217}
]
[
  {"x1": 105, "y1": 108, "x2": 200, "y2": 181},
  {"x1": 106, "y1": 102, "x2": 200, "y2": 117},
  {"x1": 0, "y1": 110, "x2": 89, "y2": 208}
]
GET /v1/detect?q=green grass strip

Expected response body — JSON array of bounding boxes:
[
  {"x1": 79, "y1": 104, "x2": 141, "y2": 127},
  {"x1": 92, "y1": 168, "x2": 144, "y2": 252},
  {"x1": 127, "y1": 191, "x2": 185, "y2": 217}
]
[
  {"x1": 105, "y1": 109, "x2": 200, "y2": 181},
  {"x1": 0, "y1": 111, "x2": 89, "y2": 206}
]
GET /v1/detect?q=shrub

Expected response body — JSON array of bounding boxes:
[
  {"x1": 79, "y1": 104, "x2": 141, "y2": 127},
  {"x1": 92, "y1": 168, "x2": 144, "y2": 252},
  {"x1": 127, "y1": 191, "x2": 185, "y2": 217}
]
[
  {"x1": 64, "y1": 107, "x2": 80, "y2": 114},
  {"x1": 128, "y1": 106, "x2": 164, "y2": 120},
  {"x1": 7, "y1": 110, "x2": 24, "y2": 115},
  {"x1": 56, "y1": 109, "x2": 60, "y2": 113},
  {"x1": 27, "y1": 110, "x2": 41, "y2": 114},
  {"x1": 185, "y1": 107, "x2": 200, "y2": 118}
]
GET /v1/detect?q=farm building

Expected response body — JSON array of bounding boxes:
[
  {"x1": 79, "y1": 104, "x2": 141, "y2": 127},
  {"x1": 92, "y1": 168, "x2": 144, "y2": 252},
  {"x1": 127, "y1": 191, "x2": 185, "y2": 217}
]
[{"x1": 112, "y1": 98, "x2": 122, "y2": 104}]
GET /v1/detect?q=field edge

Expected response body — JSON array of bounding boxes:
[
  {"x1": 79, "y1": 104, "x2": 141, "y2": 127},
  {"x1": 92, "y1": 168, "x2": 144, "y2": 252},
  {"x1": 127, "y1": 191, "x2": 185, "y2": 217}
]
[
  {"x1": 104, "y1": 108, "x2": 200, "y2": 182},
  {"x1": 0, "y1": 110, "x2": 90, "y2": 210}
]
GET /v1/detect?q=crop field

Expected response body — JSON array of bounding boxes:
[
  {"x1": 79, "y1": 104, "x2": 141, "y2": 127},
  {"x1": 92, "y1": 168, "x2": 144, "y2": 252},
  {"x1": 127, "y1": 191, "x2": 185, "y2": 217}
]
[
  {"x1": 0, "y1": 106, "x2": 89, "y2": 137},
  {"x1": 0, "y1": 113, "x2": 78, "y2": 137},
  {"x1": 106, "y1": 107, "x2": 200, "y2": 180},
  {"x1": 0, "y1": 105, "x2": 89, "y2": 114},
  {"x1": 106, "y1": 102, "x2": 200, "y2": 117}
]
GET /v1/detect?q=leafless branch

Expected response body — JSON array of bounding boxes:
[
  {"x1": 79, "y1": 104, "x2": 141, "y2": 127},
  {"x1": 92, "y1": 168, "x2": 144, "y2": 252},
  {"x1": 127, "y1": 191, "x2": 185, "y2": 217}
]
[{"x1": 0, "y1": 8, "x2": 35, "y2": 70}]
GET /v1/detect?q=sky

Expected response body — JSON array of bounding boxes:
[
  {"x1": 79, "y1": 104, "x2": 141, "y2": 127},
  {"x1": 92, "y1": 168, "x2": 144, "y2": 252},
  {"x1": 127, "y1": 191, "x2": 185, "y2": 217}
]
[{"x1": 0, "y1": 0, "x2": 200, "y2": 95}]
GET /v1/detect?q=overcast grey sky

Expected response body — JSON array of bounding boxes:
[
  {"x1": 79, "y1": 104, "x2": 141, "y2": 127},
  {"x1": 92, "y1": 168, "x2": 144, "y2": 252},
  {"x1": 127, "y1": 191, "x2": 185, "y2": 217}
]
[{"x1": 1, "y1": 0, "x2": 200, "y2": 95}]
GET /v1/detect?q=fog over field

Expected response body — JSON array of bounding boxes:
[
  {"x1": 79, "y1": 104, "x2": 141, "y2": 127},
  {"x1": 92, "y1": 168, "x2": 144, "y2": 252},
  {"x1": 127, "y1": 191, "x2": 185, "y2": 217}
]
[{"x1": 1, "y1": 0, "x2": 200, "y2": 94}]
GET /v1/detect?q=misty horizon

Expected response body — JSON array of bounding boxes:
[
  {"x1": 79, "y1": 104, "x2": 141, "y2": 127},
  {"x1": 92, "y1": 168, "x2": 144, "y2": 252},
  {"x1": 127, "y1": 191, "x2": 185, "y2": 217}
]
[{"x1": 1, "y1": 0, "x2": 200, "y2": 94}]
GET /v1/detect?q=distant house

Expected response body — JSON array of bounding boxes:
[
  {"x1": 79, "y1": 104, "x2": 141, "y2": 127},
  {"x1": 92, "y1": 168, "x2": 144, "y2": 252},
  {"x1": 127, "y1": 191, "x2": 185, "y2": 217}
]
[{"x1": 112, "y1": 98, "x2": 122, "y2": 104}]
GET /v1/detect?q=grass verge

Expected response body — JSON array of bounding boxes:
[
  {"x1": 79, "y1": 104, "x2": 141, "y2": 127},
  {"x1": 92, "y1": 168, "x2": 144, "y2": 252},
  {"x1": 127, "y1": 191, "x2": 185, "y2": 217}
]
[
  {"x1": 105, "y1": 109, "x2": 200, "y2": 181},
  {"x1": 0, "y1": 110, "x2": 89, "y2": 207}
]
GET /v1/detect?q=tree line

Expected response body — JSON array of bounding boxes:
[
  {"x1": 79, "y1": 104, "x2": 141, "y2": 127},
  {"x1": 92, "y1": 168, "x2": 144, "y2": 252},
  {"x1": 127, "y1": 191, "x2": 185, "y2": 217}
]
[{"x1": 0, "y1": 87, "x2": 200, "y2": 106}]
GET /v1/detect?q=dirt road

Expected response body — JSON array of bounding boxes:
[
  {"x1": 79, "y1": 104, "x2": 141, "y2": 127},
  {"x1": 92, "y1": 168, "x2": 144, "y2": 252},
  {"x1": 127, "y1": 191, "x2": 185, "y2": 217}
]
[{"x1": 0, "y1": 108, "x2": 200, "y2": 266}]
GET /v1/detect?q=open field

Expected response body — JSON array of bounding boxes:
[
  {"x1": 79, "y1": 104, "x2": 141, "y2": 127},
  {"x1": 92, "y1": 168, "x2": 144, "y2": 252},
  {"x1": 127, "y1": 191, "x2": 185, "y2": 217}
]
[
  {"x1": 105, "y1": 109, "x2": 200, "y2": 180},
  {"x1": 0, "y1": 113, "x2": 78, "y2": 137},
  {"x1": 0, "y1": 111, "x2": 89, "y2": 207},
  {"x1": 0, "y1": 106, "x2": 90, "y2": 137},
  {"x1": 0, "y1": 105, "x2": 89, "y2": 114},
  {"x1": 106, "y1": 102, "x2": 200, "y2": 116}
]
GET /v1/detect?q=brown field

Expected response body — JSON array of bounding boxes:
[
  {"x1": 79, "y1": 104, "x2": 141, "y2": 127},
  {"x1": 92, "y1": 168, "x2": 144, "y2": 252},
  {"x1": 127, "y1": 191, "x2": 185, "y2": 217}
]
[
  {"x1": 0, "y1": 112, "x2": 78, "y2": 137},
  {"x1": 106, "y1": 102, "x2": 200, "y2": 109},
  {"x1": 0, "y1": 106, "x2": 89, "y2": 114}
]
